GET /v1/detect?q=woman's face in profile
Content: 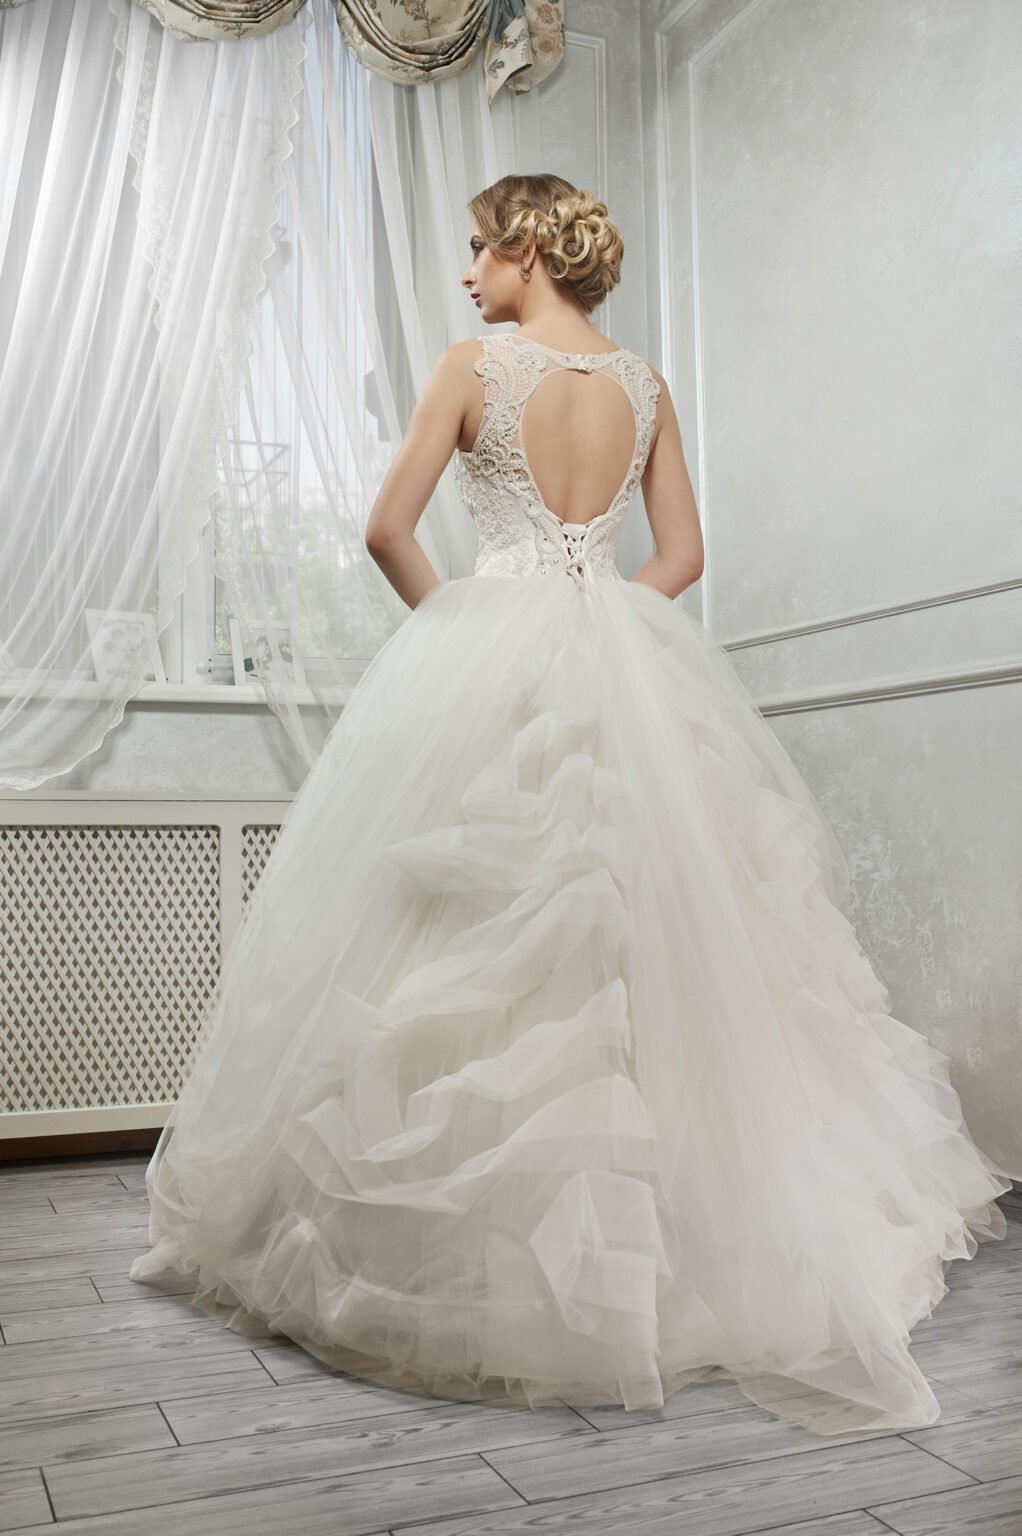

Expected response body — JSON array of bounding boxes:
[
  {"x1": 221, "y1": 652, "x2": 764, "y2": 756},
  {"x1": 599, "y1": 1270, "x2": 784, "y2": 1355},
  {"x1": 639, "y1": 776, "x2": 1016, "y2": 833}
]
[{"x1": 461, "y1": 228, "x2": 524, "y2": 324}]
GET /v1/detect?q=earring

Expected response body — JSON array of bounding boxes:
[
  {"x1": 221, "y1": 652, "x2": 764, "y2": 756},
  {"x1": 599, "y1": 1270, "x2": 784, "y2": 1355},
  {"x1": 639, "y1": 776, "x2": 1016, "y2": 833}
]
[{"x1": 519, "y1": 263, "x2": 531, "y2": 281}]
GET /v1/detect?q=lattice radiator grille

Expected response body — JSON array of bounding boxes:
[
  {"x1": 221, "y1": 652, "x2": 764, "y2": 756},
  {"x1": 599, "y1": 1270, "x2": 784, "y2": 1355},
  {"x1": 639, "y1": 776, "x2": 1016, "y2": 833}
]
[
  {"x1": 0, "y1": 797, "x2": 291, "y2": 1136},
  {"x1": 241, "y1": 824, "x2": 279, "y2": 905},
  {"x1": 1, "y1": 825, "x2": 222, "y2": 1114}
]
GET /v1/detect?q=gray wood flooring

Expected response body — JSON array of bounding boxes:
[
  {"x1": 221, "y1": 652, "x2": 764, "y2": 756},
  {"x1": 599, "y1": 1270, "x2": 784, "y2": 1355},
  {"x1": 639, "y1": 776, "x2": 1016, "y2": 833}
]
[{"x1": 1, "y1": 1153, "x2": 1020, "y2": 1535}]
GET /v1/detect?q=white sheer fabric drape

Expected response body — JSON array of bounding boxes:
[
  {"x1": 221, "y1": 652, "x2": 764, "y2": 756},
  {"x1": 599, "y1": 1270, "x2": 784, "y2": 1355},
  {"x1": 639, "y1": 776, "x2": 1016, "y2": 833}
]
[
  {"x1": 0, "y1": 0, "x2": 305, "y2": 788},
  {"x1": 217, "y1": 0, "x2": 510, "y2": 770},
  {"x1": 0, "y1": 0, "x2": 515, "y2": 789}
]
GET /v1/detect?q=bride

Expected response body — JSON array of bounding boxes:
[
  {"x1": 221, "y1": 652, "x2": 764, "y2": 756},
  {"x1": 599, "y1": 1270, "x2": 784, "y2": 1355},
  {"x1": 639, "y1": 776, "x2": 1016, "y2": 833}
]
[{"x1": 129, "y1": 172, "x2": 1011, "y2": 1438}]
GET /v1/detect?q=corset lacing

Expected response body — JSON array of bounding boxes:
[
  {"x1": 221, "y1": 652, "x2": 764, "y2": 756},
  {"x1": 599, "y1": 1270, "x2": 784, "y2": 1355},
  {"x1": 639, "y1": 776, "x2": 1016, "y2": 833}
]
[{"x1": 561, "y1": 524, "x2": 594, "y2": 588}]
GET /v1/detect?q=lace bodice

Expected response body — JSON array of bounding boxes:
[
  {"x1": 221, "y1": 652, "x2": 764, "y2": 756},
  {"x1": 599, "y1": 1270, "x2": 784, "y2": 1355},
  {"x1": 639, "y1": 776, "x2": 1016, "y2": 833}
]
[{"x1": 451, "y1": 333, "x2": 661, "y2": 584}]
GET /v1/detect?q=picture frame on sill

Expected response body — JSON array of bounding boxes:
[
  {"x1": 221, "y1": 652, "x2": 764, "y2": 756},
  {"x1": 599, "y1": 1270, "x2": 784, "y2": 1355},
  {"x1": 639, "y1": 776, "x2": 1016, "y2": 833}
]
[
  {"x1": 229, "y1": 618, "x2": 306, "y2": 690},
  {"x1": 84, "y1": 608, "x2": 166, "y2": 685}
]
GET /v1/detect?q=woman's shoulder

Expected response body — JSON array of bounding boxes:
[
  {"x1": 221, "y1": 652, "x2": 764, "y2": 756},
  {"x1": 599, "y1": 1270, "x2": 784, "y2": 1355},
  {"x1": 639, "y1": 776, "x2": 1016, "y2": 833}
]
[{"x1": 446, "y1": 337, "x2": 488, "y2": 375}]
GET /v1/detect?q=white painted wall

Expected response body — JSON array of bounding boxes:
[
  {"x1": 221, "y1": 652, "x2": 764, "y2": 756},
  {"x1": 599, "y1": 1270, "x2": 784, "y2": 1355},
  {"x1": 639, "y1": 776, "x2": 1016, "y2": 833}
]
[{"x1": 643, "y1": 0, "x2": 1022, "y2": 1170}]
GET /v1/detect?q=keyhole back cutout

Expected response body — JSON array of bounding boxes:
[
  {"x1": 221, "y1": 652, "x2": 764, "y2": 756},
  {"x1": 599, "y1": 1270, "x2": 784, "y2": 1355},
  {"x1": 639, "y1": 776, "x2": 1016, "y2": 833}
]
[{"x1": 519, "y1": 368, "x2": 639, "y2": 528}]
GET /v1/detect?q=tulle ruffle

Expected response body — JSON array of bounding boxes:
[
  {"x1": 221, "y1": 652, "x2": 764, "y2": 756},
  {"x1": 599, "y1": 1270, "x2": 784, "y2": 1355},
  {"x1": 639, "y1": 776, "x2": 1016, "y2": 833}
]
[{"x1": 129, "y1": 573, "x2": 1010, "y2": 1435}]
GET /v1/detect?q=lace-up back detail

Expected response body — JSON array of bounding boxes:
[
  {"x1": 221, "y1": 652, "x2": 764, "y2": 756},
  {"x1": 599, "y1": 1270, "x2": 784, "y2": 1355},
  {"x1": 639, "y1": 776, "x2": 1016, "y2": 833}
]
[{"x1": 451, "y1": 333, "x2": 661, "y2": 584}]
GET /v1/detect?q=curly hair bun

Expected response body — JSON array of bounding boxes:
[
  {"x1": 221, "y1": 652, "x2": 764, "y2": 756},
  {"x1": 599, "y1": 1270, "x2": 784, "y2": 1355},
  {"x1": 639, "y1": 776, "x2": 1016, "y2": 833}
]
[
  {"x1": 468, "y1": 176, "x2": 624, "y2": 315},
  {"x1": 525, "y1": 191, "x2": 623, "y2": 313}
]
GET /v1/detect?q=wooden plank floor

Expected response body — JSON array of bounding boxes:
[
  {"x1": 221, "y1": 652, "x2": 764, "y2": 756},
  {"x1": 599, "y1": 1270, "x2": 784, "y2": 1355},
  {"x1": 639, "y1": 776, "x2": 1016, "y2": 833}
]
[{"x1": 0, "y1": 1153, "x2": 1019, "y2": 1535}]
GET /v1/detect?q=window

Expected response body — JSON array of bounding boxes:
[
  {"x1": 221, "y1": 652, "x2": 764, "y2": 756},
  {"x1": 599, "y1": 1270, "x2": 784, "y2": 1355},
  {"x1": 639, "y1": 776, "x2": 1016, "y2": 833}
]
[{"x1": 172, "y1": 22, "x2": 393, "y2": 691}]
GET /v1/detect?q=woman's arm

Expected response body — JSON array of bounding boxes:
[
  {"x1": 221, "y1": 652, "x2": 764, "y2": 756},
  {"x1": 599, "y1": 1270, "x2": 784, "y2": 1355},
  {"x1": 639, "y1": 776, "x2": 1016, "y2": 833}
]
[
  {"x1": 365, "y1": 343, "x2": 475, "y2": 609},
  {"x1": 631, "y1": 367, "x2": 704, "y2": 600}
]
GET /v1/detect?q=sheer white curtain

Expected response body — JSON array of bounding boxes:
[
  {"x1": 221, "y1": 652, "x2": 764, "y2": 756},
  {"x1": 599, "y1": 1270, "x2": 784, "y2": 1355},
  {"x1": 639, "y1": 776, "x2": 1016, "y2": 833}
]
[
  {"x1": 0, "y1": 0, "x2": 305, "y2": 788},
  {"x1": 215, "y1": 0, "x2": 511, "y2": 770},
  {"x1": 0, "y1": 0, "x2": 514, "y2": 790}
]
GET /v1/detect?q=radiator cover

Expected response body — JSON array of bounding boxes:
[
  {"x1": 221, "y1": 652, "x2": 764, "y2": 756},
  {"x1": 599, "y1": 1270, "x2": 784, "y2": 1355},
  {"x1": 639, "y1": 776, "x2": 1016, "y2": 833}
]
[{"x1": 0, "y1": 796, "x2": 291, "y2": 1139}]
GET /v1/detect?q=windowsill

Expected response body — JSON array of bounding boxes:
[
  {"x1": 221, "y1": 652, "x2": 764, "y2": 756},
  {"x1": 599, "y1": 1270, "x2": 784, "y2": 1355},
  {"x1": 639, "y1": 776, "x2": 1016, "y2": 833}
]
[
  {"x1": 0, "y1": 675, "x2": 367, "y2": 707},
  {"x1": 0, "y1": 789, "x2": 296, "y2": 801}
]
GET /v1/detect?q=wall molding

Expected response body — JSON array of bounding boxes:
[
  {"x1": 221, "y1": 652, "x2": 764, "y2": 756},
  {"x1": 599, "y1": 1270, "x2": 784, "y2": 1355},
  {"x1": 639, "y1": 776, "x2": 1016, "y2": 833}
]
[
  {"x1": 562, "y1": 30, "x2": 609, "y2": 176},
  {"x1": 722, "y1": 573, "x2": 1022, "y2": 652},
  {"x1": 652, "y1": 0, "x2": 766, "y2": 630},
  {"x1": 757, "y1": 654, "x2": 1022, "y2": 718},
  {"x1": 562, "y1": 28, "x2": 611, "y2": 334},
  {"x1": 688, "y1": 0, "x2": 769, "y2": 68},
  {"x1": 653, "y1": 0, "x2": 1019, "y2": 685}
]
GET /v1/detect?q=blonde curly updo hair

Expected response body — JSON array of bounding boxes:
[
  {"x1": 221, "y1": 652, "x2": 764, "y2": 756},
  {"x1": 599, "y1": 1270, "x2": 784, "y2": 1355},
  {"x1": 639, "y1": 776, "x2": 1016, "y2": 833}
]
[{"x1": 468, "y1": 173, "x2": 623, "y2": 316}]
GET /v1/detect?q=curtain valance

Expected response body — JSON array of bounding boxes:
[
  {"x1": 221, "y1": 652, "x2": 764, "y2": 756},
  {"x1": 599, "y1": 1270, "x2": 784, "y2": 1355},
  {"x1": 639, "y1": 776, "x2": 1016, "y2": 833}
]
[
  {"x1": 0, "y1": 0, "x2": 563, "y2": 101},
  {"x1": 337, "y1": 0, "x2": 563, "y2": 102}
]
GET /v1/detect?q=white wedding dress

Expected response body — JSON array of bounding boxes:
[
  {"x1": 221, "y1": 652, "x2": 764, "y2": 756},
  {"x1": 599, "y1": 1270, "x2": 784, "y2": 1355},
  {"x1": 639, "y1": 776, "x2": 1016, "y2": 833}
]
[{"x1": 130, "y1": 330, "x2": 1010, "y2": 1437}]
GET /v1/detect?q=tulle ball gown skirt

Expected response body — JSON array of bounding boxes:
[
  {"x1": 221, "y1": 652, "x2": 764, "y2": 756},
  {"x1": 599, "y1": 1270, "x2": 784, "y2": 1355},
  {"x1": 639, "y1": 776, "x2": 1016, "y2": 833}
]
[{"x1": 128, "y1": 571, "x2": 1011, "y2": 1437}]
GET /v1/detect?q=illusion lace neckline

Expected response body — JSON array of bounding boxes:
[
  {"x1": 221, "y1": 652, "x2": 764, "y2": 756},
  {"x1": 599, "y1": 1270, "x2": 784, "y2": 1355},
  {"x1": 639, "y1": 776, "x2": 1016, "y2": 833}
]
[
  {"x1": 463, "y1": 332, "x2": 640, "y2": 529},
  {"x1": 453, "y1": 333, "x2": 662, "y2": 575},
  {"x1": 505, "y1": 332, "x2": 627, "y2": 363}
]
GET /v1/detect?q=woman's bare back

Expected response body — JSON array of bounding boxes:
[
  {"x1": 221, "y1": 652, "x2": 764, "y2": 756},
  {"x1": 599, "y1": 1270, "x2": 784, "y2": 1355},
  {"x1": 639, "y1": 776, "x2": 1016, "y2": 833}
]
[{"x1": 459, "y1": 332, "x2": 650, "y2": 528}]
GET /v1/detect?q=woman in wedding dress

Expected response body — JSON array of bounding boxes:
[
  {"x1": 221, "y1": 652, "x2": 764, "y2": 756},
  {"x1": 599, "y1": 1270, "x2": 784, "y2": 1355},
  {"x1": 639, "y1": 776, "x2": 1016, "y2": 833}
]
[{"x1": 130, "y1": 173, "x2": 1011, "y2": 1438}]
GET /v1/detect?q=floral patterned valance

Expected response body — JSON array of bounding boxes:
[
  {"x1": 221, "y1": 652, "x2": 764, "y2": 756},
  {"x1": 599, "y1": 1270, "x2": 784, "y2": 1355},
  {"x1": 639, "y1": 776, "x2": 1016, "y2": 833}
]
[
  {"x1": 0, "y1": 0, "x2": 564, "y2": 102},
  {"x1": 335, "y1": 0, "x2": 564, "y2": 102},
  {"x1": 132, "y1": 0, "x2": 308, "y2": 40},
  {"x1": 0, "y1": 0, "x2": 305, "y2": 27}
]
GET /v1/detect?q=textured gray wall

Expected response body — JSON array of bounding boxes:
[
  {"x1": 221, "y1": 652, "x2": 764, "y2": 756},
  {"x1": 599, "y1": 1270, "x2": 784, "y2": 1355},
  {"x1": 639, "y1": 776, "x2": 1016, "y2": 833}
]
[{"x1": 643, "y1": 0, "x2": 1022, "y2": 1170}]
